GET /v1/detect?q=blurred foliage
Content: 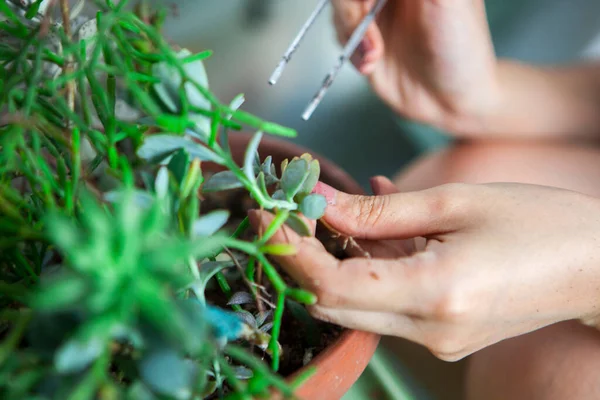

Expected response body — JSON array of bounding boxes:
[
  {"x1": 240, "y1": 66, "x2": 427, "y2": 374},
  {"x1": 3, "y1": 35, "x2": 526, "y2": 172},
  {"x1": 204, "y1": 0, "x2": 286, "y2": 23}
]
[{"x1": 0, "y1": 0, "x2": 325, "y2": 398}]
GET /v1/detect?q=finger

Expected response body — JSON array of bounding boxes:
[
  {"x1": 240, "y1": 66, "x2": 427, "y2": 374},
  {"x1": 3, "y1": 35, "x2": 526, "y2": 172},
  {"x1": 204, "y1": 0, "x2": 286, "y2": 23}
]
[
  {"x1": 248, "y1": 210, "x2": 337, "y2": 290},
  {"x1": 331, "y1": 0, "x2": 384, "y2": 74},
  {"x1": 250, "y1": 211, "x2": 437, "y2": 313},
  {"x1": 344, "y1": 175, "x2": 406, "y2": 258},
  {"x1": 370, "y1": 176, "x2": 417, "y2": 255},
  {"x1": 313, "y1": 181, "x2": 469, "y2": 241},
  {"x1": 308, "y1": 305, "x2": 425, "y2": 344}
]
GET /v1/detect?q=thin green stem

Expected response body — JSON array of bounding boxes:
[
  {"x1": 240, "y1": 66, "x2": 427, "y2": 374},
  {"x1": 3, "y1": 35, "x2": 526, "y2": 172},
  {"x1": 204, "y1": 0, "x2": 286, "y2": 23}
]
[
  {"x1": 224, "y1": 345, "x2": 294, "y2": 397},
  {"x1": 269, "y1": 292, "x2": 285, "y2": 371},
  {"x1": 259, "y1": 209, "x2": 289, "y2": 244}
]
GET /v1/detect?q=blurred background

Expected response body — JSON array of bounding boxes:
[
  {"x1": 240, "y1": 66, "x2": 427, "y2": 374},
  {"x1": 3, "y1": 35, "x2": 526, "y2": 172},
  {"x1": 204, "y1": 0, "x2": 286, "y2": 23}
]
[
  {"x1": 160, "y1": 0, "x2": 424, "y2": 190},
  {"x1": 156, "y1": 1, "x2": 600, "y2": 398}
]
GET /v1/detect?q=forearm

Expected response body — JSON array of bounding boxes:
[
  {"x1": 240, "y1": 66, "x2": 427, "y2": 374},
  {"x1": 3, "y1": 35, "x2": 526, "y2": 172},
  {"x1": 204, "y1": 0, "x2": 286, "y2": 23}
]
[{"x1": 443, "y1": 61, "x2": 600, "y2": 140}]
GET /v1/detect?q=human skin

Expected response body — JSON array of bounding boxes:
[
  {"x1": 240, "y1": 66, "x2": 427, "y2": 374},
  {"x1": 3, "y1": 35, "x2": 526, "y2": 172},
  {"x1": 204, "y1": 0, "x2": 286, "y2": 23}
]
[
  {"x1": 331, "y1": 0, "x2": 600, "y2": 139},
  {"x1": 250, "y1": 178, "x2": 600, "y2": 362},
  {"x1": 251, "y1": 1, "x2": 600, "y2": 398},
  {"x1": 250, "y1": 141, "x2": 600, "y2": 399},
  {"x1": 394, "y1": 141, "x2": 600, "y2": 399}
]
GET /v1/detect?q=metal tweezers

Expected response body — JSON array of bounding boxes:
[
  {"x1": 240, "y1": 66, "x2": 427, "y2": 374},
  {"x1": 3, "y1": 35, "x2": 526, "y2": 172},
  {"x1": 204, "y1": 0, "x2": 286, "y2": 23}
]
[{"x1": 268, "y1": 0, "x2": 388, "y2": 121}]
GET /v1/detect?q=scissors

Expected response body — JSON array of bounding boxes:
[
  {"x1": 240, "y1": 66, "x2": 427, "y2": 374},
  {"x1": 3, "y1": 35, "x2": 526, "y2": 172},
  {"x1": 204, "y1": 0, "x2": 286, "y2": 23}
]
[{"x1": 268, "y1": 0, "x2": 388, "y2": 121}]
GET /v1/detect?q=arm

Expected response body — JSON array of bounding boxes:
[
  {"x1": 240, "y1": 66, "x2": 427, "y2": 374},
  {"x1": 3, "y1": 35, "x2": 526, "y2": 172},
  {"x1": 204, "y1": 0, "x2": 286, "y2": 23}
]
[
  {"x1": 444, "y1": 61, "x2": 600, "y2": 140},
  {"x1": 332, "y1": 0, "x2": 600, "y2": 141}
]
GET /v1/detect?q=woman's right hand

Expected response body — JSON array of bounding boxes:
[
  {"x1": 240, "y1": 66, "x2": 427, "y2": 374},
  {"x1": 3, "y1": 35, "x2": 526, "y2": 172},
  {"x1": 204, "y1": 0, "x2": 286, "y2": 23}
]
[{"x1": 332, "y1": 0, "x2": 500, "y2": 134}]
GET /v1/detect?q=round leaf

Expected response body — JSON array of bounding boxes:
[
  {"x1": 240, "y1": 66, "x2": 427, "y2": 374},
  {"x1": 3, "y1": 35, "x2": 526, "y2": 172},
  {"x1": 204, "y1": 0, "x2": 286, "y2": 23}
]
[
  {"x1": 192, "y1": 210, "x2": 230, "y2": 237},
  {"x1": 203, "y1": 171, "x2": 243, "y2": 193},
  {"x1": 227, "y1": 291, "x2": 254, "y2": 306},
  {"x1": 299, "y1": 194, "x2": 327, "y2": 220},
  {"x1": 280, "y1": 159, "x2": 309, "y2": 199},
  {"x1": 55, "y1": 336, "x2": 103, "y2": 374},
  {"x1": 140, "y1": 349, "x2": 195, "y2": 400}
]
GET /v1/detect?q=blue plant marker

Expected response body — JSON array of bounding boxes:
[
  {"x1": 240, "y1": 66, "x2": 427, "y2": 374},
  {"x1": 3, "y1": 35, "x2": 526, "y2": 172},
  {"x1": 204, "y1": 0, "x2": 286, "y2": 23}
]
[{"x1": 205, "y1": 304, "x2": 247, "y2": 342}]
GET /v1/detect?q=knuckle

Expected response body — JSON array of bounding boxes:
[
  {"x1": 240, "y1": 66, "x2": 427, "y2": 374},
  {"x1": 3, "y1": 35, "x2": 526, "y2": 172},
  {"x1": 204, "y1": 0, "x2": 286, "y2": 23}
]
[
  {"x1": 355, "y1": 195, "x2": 389, "y2": 232},
  {"x1": 429, "y1": 183, "x2": 472, "y2": 222},
  {"x1": 312, "y1": 284, "x2": 345, "y2": 309},
  {"x1": 431, "y1": 285, "x2": 473, "y2": 322},
  {"x1": 310, "y1": 260, "x2": 348, "y2": 308}
]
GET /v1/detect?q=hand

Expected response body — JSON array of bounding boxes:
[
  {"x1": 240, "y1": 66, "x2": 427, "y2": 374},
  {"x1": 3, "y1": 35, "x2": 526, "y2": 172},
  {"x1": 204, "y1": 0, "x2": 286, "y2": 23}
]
[
  {"x1": 332, "y1": 0, "x2": 500, "y2": 133},
  {"x1": 250, "y1": 177, "x2": 600, "y2": 360}
]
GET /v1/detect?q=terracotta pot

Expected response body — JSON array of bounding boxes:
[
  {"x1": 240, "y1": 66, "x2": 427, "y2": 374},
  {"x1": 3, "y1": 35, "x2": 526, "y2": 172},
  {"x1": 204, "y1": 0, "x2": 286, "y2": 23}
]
[{"x1": 225, "y1": 133, "x2": 381, "y2": 400}]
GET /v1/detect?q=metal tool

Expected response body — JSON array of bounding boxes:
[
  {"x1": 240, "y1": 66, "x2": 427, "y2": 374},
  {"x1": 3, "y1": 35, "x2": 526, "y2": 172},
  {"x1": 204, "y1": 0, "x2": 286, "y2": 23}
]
[{"x1": 268, "y1": 0, "x2": 387, "y2": 120}]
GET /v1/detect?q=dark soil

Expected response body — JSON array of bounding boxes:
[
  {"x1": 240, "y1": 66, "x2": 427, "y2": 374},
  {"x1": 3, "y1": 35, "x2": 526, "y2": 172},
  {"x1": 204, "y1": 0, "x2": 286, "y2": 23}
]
[{"x1": 201, "y1": 181, "x2": 345, "y2": 378}]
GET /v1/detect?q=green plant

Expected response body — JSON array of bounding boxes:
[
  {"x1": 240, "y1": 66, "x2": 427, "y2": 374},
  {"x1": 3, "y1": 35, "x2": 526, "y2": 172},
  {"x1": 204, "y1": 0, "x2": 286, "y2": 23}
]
[{"x1": 0, "y1": 1, "x2": 329, "y2": 398}]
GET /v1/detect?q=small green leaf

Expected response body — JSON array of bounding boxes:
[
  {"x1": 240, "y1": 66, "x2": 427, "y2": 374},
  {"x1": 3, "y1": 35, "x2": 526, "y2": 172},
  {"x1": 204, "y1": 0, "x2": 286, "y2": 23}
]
[
  {"x1": 286, "y1": 288, "x2": 318, "y2": 305},
  {"x1": 182, "y1": 50, "x2": 213, "y2": 63},
  {"x1": 260, "y1": 244, "x2": 297, "y2": 256},
  {"x1": 152, "y1": 49, "x2": 211, "y2": 134},
  {"x1": 167, "y1": 149, "x2": 190, "y2": 184},
  {"x1": 280, "y1": 159, "x2": 309, "y2": 200},
  {"x1": 155, "y1": 167, "x2": 169, "y2": 199},
  {"x1": 299, "y1": 194, "x2": 327, "y2": 220},
  {"x1": 229, "y1": 94, "x2": 246, "y2": 112},
  {"x1": 194, "y1": 261, "x2": 235, "y2": 293},
  {"x1": 227, "y1": 291, "x2": 254, "y2": 306},
  {"x1": 192, "y1": 210, "x2": 230, "y2": 237},
  {"x1": 180, "y1": 158, "x2": 202, "y2": 199},
  {"x1": 261, "y1": 156, "x2": 279, "y2": 185},
  {"x1": 25, "y1": 0, "x2": 44, "y2": 19},
  {"x1": 260, "y1": 121, "x2": 297, "y2": 138},
  {"x1": 235, "y1": 310, "x2": 257, "y2": 328},
  {"x1": 104, "y1": 190, "x2": 155, "y2": 209},
  {"x1": 202, "y1": 171, "x2": 243, "y2": 192},
  {"x1": 140, "y1": 349, "x2": 195, "y2": 400},
  {"x1": 155, "y1": 114, "x2": 194, "y2": 134},
  {"x1": 234, "y1": 366, "x2": 254, "y2": 380},
  {"x1": 297, "y1": 158, "x2": 320, "y2": 198},
  {"x1": 126, "y1": 382, "x2": 156, "y2": 400},
  {"x1": 55, "y1": 336, "x2": 103, "y2": 374},
  {"x1": 32, "y1": 273, "x2": 87, "y2": 311},
  {"x1": 285, "y1": 212, "x2": 313, "y2": 237},
  {"x1": 272, "y1": 190, "x2": 286, "y2": 201},
  {"x1": 232, "y1": 109, "x2": 263, "y2": 128},
  {"x1": 137, "y1": 135, "x2": 223, "y2": 164},
  {"x1": 257, "y1": 172, "x2": 269, "y2": 197}
]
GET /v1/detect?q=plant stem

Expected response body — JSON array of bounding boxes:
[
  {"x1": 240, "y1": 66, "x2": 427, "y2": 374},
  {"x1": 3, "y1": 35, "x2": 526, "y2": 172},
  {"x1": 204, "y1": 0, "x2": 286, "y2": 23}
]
[
  {"x1": 225, "y1": 345, "x2": 294, "y2": 397},
  {"x1": 269, "y1": 292, "x2": 285, "y2": 371},
  {"x1": 259, "y1": 209, "x2": 289, "y2": 244},
  {"x1": 59, "y1": 0, "x2": 76, "y2": 115}
]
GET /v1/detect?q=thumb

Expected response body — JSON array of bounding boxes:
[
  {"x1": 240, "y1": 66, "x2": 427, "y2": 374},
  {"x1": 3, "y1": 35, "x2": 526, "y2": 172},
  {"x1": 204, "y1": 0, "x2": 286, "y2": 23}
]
[{"x1": 312, "y1": 181, "x2": 466, "y2": 240}]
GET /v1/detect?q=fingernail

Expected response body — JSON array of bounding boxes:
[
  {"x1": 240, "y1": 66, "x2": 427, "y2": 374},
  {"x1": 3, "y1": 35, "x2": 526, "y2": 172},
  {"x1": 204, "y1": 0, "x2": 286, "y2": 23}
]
[
  {"x1": 312, "y1": 181, "x2": 337, "y2": 205},
  {"x1": 357, "y1": 37, "x2": 374, "y2": 57},
  {"x1": 351, "y1": 38, "x2": 374, "y2": 72}
]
